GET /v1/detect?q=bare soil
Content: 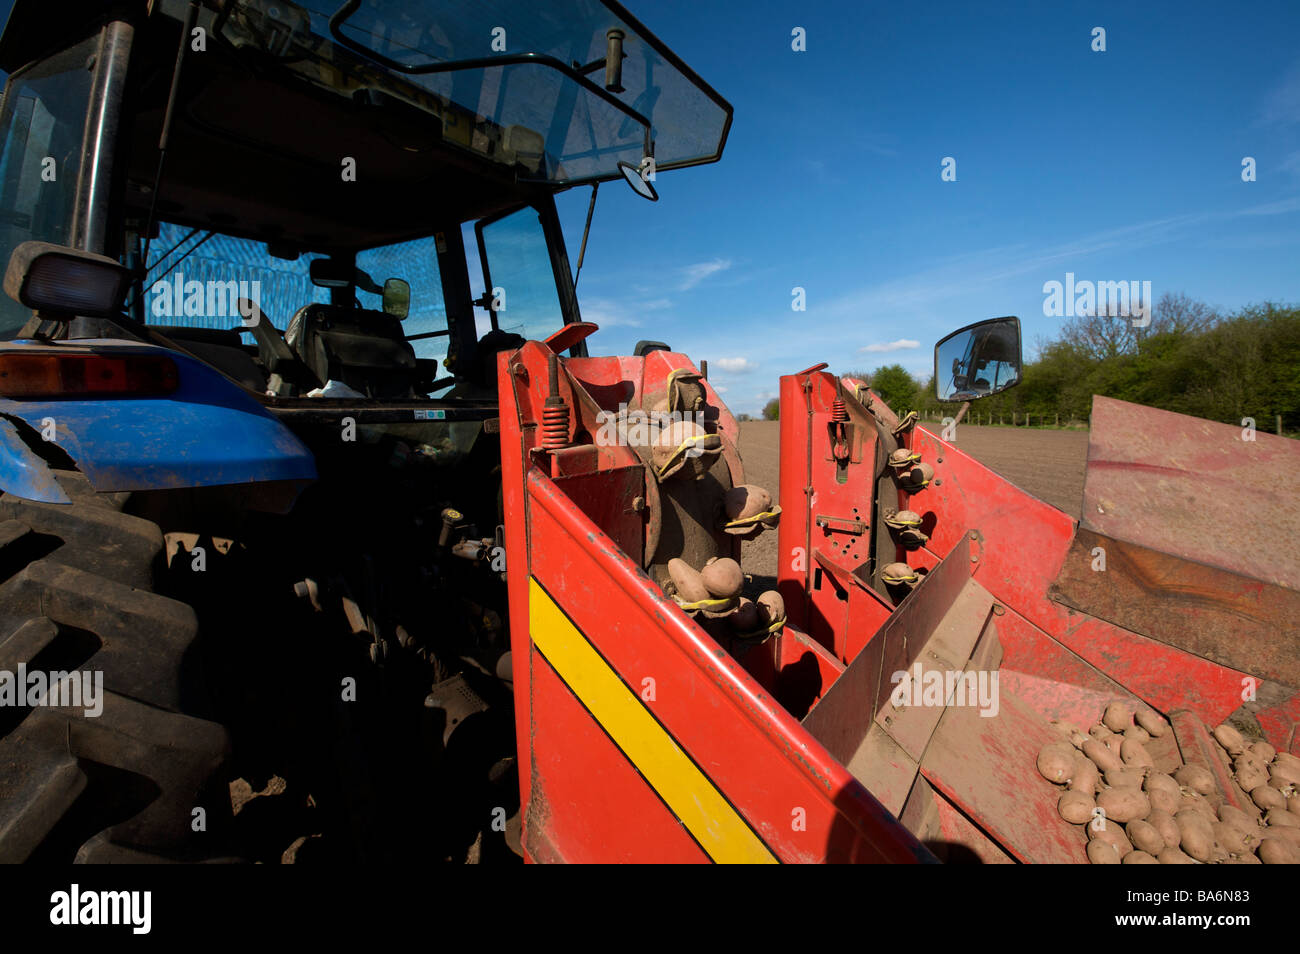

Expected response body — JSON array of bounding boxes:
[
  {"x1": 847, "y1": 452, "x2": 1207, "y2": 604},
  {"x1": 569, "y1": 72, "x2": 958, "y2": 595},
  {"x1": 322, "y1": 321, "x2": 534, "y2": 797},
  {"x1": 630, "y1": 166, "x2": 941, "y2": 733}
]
[{"x1": 736, "y1": 421, "x2": 1090, "y2": 581}]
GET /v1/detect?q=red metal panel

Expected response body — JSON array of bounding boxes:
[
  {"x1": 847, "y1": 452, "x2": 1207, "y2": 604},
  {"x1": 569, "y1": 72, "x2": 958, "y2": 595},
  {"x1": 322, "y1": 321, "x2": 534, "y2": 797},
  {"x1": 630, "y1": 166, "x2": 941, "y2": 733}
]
[
  {"x1": 1255, "y1": 693, "x2": 1300, "y2": 758},
  {"x1": 802, "y1": 544, "x2": 976, "y2": 764},
  {"x1": 993, "y1": 608, "x2": 1156, "y2": 729},
  {"x1": 502, "y1": 342, "x2": 1297, "y2": 863},
  {"x1": 926, "y1": 789, "x2": 1016, "y2": 864},
  {"x1": 1051, "y1": 528, "x2": 1300, "y2": 686},
  {"x1": 526, "y1": 470, "x2": 930, "y2": 863},
  {"x1": 526, "y1": 650, "x2": 710, "y2": 863},
  {"x1": 1083, "y1": 395, "x2": 1300, "y2": 589},
  {"x1": 741, "y1": 625, "x2": 848, "y2": 718},
  {"x1": 910, "y1": 424, "x2": 1250, "y2": 724},
  {"x1": 552, "y1": 465, "x2": 645, "y2": 561},
  {"x1": 1046, "y1": 615, "x2": 1248, "y2": 726},
  {"x1": 899, "y1": 776, "x2": 1017, "y2": 864},
  {"x1": 920, "y1": 688, "x2": 1087, "y2": 864}
]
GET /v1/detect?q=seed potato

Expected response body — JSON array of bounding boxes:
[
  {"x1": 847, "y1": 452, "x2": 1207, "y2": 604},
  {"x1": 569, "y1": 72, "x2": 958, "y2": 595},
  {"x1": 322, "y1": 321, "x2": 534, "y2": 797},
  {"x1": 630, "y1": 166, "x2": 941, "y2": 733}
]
[
  {"x1": 1217, "y1": 804, "x2": 1254, "y2": 829},
  {"x1": 1265, "y1": 808, "x2": 1300, "y2": 828},
  {"x1": 1135, "y1": 709, "x2": 1168, "y2": 737},
  {"x1": 1175, "y1": 809, "x2": 1215, "y2": 862},
  {"x1": 1253, "y1": 784, "x2": 1286, "y2": 811},
  {"x1": 1174, "y1": 764, "x2": 1216, "y2": 796},
  {"x1": 1037, "y1": 742, "x2": 1078, "y2": 784},
  {"x1": 1248, "y1": 740, "x2": 1276, "y2": 763},
  {"x1": 1212, "y1": 820, "x2": 1258, "y2": 856},
  {"x1": 1148, "y1": 786, "x2": 1180, "y2": 815},
  {"x1": 1083, "y1": 738, "x2": 1124, "y2": 774},
  {"x1": 1059, "y1": 790, "x2": 1096, "y2": 825},
  {"x1": 1102, "y1": 702, "x2": 1131, "y2": 733},
  {"x1": 1236, "y1": 761, "x2": 1270, "y2": 793},
  {"x1": 1260, "y1": 825, "x2": 1300, "y2": 846},
  {"x1": 1049, "y1": 720, "x2": 1080, "y2": 741},
  {"x1": 1259, "y1": 836, "x2": 1300, "y2": 864},
  {"x1": 1122, "y1": 850, "x2": 1159, "y2": 864},
  {"x1": 1121, "y1": 738, "x2": 1154, "y2": 768},
  {"x1": 1070, "y1": 758, "x2": 1100, "y2": 795},
  {"x1": 700, "y1": 557, "x2": 744, "y2": 599},
  {"x1": 1267, "y1": 775, "x2": 1298, "y2": 796},
  {"x1": 1144, "y1": 809, "x2": 1181, "y2": 848},
  {"x1": 1212, "y1": 723, "x2": 1246, "y2": 756},
  {"x1": 1088, "y1": 819, "x2": 1134, "y2": 857},
  {"x1": 1144, "y1": 772, "x2": 1179, "y2": 796},
  {"x1": 1098, "y1": 787, "x2": 1149, "y2": 823},
  {"x1": 1087, "y1": 839, "x2": 1121, "y2": 864},
  {"x1": 1270, "y1": 760, "x2": 1300, "y2": 786},
  {"x1": 1104, "y1": 767, "x2": 1145, "y2": 789},
  {"x1": 1126, "y1": 819, "x2": 1164, "y2": 855}
]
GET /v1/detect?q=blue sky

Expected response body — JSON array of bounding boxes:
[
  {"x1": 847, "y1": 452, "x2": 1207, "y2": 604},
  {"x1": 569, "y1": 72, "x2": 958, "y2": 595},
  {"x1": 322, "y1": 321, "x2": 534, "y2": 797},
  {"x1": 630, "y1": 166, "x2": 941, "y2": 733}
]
[
  {"x1": 2, "y1": 1, "x2": 1297, "y2": 416},
  {"x1": 553, "y1": 0, "x2": 1300, "y2": 415}
]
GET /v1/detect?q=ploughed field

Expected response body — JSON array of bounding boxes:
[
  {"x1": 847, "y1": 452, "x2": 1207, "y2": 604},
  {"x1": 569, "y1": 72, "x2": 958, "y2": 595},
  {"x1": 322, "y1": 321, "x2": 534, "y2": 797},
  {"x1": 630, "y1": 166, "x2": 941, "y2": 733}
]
[{"x1": 737, "y1": 421, "x2": 1091, "y2": 584}]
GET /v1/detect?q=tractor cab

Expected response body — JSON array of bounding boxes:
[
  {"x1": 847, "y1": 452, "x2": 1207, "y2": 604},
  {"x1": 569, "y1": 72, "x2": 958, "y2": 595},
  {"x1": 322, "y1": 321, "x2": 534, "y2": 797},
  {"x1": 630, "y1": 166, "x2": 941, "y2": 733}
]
[
  {"x1": 0, "y1": 0, "x2": 731, "y2": 402},
  {"x1": 0, "y1": 0, "x2": 741, "y2": 865}
]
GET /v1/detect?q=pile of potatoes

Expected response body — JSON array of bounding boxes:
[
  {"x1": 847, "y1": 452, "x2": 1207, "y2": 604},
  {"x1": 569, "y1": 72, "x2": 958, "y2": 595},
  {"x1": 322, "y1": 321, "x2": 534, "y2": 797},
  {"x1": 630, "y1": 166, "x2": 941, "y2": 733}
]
[
  {"x1": 664, "y1": 556, "x2": 786, "y2": 638},
  {"x1": 1036, "y1": 702, "x2": 1300, "y2": 864}
]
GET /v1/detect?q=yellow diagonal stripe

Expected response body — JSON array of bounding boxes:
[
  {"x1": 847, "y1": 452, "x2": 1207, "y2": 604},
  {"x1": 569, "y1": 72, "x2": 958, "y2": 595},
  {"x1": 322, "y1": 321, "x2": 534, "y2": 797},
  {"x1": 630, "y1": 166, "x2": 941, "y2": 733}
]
[{"x1": 529, "y1": 578, "x2": 777, "y2": 864}]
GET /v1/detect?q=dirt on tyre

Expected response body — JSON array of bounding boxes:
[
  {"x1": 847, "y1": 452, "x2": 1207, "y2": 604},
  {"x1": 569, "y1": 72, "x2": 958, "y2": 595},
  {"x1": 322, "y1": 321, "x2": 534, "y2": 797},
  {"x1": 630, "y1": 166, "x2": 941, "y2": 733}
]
[{"x1": 0, "y1": 471, "x2": 233, "y2": 862}]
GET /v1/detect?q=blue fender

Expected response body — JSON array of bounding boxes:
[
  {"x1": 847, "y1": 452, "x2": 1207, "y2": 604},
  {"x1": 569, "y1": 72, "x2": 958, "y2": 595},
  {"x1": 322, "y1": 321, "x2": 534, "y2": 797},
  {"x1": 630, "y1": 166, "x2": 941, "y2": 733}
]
[
  {"x1": 0, "y1": 339, "x2": 316, "y2": 504},
  {"x1": 0, "y1": 415, "x2": 71, "y2": 503}
]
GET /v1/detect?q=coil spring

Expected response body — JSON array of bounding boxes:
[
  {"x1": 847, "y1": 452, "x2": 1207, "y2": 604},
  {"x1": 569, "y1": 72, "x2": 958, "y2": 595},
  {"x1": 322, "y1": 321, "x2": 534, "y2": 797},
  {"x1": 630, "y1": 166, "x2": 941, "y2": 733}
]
[
  {"x1": 541, "y1": 404, "x2": 569, "y2": 449},
  {"x1": 831, "y1": 397, "x2": 848, "y2": 423}
]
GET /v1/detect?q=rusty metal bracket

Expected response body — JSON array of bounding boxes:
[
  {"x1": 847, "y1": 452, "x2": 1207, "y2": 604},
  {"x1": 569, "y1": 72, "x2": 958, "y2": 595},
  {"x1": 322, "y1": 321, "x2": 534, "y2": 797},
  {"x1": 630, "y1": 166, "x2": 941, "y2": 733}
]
[{"x1": 815, "y1": 514, "x2": 866, "y2": 535}]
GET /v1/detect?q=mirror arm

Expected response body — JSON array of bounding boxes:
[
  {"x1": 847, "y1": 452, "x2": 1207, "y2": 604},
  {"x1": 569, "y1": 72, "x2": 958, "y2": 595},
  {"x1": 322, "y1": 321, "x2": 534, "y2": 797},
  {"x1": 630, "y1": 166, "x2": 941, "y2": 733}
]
[{"x1": 573, "y1": 182, "x2": 599, "y2": 290}]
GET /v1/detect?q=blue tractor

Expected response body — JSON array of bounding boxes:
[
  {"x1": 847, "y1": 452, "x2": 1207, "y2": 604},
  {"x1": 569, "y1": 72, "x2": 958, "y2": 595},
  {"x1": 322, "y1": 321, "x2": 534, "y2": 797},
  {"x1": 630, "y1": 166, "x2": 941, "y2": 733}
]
[{"x1": 0, "y1": 0, "x2": 729, "y2": 861}]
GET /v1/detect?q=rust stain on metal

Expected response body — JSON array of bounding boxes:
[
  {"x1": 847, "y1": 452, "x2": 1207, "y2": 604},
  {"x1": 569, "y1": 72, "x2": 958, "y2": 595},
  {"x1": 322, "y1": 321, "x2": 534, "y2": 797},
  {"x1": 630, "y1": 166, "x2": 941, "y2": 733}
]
[
  {"x1": 1054, "y1": 527, "x2": 1300, "y2": 685},
  {"x1": 1082, "y1": 396, "x2": 1300, "y2": 589}
]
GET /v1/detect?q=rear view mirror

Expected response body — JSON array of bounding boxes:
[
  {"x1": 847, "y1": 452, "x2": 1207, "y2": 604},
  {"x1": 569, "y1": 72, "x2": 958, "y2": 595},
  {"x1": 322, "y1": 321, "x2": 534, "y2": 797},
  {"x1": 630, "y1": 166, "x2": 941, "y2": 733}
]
[
  {"x1": 934, "y1": 316, "x2": 1022, "y2": 402},
  {"x1": 309, "y1": 258, "x2": 356, "y2": 288},
  {"x1": 618, "y1": 160, "x2": 658, "y2": 202},
  {"x1": 382, "y1": 278, "x2": 410, "y2": 319}
]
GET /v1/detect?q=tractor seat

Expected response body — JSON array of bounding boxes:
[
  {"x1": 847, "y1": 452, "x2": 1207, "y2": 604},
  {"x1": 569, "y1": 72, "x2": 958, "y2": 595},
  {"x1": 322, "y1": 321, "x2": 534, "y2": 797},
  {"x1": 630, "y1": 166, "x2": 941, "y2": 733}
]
[
  {"x1": 150, "y1": 325, "x2": 266, "y2": 392},
  {"x1": 285, "y1": 303, "x2": 418, "y2": 399}
]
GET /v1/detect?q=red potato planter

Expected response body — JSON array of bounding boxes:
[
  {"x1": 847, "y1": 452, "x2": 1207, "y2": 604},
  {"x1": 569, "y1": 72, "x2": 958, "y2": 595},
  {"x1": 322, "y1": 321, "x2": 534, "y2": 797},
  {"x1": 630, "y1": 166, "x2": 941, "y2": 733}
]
[{"x1": 499, "y1": 332, "x2": 1300, "y2": 863}]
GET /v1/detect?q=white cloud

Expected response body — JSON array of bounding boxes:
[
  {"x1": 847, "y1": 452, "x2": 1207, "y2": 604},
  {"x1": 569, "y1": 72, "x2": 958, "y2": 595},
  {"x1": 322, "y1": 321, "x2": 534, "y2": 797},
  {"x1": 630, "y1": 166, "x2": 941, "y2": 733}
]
[
  {"x1": 859, "y1": 338, "x2": 919, "y2": 353},
  {"x1": 713, "y1": 356, "x2": 756, "y2": 372},
  {"x1": 579, "y1": 296, "x2": 671, "y2": 328},
  {"x1": 712, "y1": 384, "x2": 729, "y2": 393},
  {"x1": 679, "y1": 258, "x2": 732, "y2": 291},
  {"x1": 1261, "y1": 62, "x2": 1300, "y2": 126},
  {"x1": 1241, "y1": 195, "x2": 1300, "y2": 216}
]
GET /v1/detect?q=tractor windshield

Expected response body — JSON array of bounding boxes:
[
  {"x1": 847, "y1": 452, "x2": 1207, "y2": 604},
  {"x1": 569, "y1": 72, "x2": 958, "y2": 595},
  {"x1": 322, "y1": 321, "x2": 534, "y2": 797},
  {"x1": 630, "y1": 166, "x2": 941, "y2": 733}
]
[
  {"x1": 213, "y1": 0, "x2": 732, "y2": 184},
  {"x1": 139, "y1": 223, "x2": 451, "y2": 366}
]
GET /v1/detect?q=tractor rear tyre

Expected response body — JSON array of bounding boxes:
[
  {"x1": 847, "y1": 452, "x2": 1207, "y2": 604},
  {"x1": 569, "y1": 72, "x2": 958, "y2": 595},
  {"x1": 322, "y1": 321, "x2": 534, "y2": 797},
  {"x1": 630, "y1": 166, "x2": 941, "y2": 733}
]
[{"x1": 0, "y1": 471, "x2": 233, "y2": 862}]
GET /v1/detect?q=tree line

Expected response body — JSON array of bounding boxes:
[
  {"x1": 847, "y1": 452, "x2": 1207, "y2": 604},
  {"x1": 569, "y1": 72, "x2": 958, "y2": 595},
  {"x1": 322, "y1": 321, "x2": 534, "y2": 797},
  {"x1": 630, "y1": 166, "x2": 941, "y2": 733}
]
[{"x1": 843, "y1": 295, "x2": 1300, "y2": 433}]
